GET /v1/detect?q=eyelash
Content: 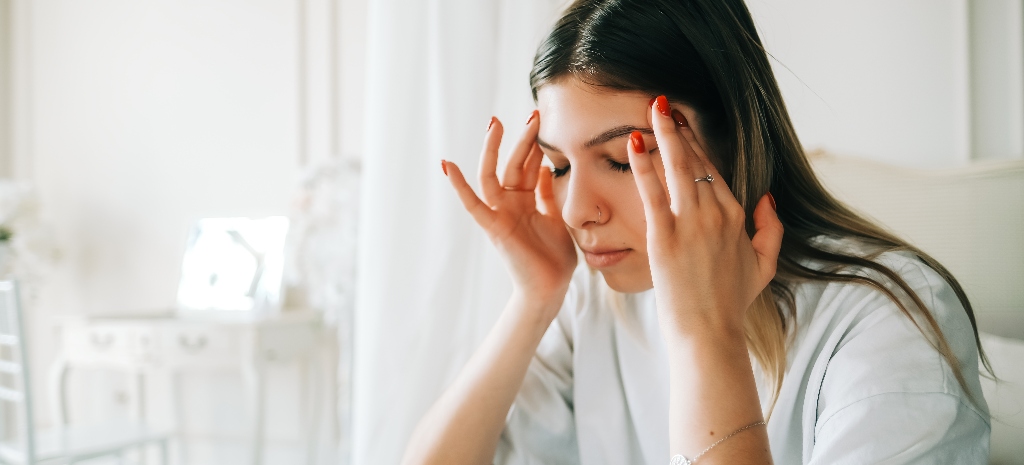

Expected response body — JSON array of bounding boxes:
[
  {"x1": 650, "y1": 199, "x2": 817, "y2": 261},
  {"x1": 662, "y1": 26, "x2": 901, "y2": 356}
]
[{"x1": 551, "y1": 159, "x2": 631, "y2": 178}]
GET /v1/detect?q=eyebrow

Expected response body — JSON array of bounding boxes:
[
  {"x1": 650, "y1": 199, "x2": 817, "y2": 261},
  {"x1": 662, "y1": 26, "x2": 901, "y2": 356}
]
[{"x1": 536, "y1": 125, "x2": 654, "y2": 152}]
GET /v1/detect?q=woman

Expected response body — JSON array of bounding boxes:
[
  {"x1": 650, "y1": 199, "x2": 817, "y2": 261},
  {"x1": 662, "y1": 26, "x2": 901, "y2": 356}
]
[{"x1": 403, "y1": 0, "x2": 991, "y2": 463}]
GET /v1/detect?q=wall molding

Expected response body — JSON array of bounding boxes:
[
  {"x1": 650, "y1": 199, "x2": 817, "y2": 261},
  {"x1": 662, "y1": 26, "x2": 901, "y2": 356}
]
[
  {"x1": 969, "y1": 0, "x2": 1024, "y2": 161},
  {"x1": 298, "y1": 0, "x2": 344, "y2": 167},
  {"x1": 0, "y1": 0, "x2": 10, "y2": 177},
  {"x1": 8, "y1": 0, "x2": 31, "y2": 180}
]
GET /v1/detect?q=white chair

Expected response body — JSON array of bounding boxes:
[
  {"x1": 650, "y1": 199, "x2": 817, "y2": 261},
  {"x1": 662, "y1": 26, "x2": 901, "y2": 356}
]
[{"x1": 0, "y1": 280, "x2": 171, "y2": 464}]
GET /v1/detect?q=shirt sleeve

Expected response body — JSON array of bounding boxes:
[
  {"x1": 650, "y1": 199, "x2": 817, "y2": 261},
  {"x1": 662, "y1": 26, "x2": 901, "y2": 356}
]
[
  {"x1": 493, "y1": 276, "x2": 581, "y2": 465},
  {"x1": 808, "y1": 391, "x2": 989, "y2": 464},
  {"x1": 807, "y1": 253, "x2": 991, "y2": 464}
]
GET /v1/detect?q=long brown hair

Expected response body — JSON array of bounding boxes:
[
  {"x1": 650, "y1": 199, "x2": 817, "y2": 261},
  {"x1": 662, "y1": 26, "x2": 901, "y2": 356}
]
[{"x1": 530, "y1": 0, "x2": 992, "y2": 413}]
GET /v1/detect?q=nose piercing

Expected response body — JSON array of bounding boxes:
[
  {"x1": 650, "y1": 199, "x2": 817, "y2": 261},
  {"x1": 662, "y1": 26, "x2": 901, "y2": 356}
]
[{"x1": 597, "y1": 206, "x2": 602, "y2": 223}]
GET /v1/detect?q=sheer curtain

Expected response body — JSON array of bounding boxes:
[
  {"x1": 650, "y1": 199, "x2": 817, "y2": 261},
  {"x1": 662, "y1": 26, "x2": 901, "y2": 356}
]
[{"x1": 351, "y1": 1, "x2": 562, "y2": 463}]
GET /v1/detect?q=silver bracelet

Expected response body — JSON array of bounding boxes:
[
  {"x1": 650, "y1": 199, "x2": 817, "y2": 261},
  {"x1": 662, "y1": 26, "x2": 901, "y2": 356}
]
[{"x1": 669, "y1": 420, "x2": 766, "y2": 465}]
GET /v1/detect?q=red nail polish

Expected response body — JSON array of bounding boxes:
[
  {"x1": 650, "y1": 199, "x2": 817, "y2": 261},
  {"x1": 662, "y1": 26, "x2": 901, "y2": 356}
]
[
  {"x1": 671, "y1": 109, "x2": 689, "y2": 127},
  {"x1": 526, "y1": 110, "x2": 538, "y2": 125},
  {"x1": 441, "y1": 160, "x2": 448, "y2": 176},
  {"x1": 487, "y1": 117, "x2": 495, "y2": 131},
  {"x1": 648, "y1": 97, "x2": 656, "y2": 108},
  {"x1": 767, "y1": 192, "x2": 776, "y2": 211},
  {"x1": 655, "y1": 95, "x2": 671, "y2": 117},
  {"x1": 629, "y1": 131, "x2": 646, "y2": 153}
]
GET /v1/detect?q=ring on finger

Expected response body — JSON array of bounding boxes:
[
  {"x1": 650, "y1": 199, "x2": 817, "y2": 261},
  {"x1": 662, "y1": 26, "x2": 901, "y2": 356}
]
[{"x1": 694, "y1": 174, "x2": 714, "y2": 183}]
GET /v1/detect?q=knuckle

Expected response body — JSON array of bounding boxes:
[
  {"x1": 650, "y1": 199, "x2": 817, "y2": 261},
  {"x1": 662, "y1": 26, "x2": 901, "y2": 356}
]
[
  {"x1": 647, "y1": 196, "x2": 669, "y2": 213},
  {"x1": 727, "y1": 204, "x2": 746, "y2": 223},
  {"x1": 764, "y1": 263, "x2": 778, "y2": 281},
  {"x1": 669, "y1": 157, "x2": 690, "y2": 174},
  {"x1": 632, "y1": 158, "x2": 657, "y2": 176},
  {"x1": 705, "y1": 210, "x2": 724, "y2": 230}
]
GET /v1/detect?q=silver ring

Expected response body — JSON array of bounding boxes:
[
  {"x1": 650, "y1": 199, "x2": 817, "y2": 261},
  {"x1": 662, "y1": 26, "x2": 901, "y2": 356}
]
[
  {"x1": 597, "y1": 206, "x2": 602, "y2": 223},
  {"x1": 695, "y1": 174, "x2": 713, "y2": 183}
]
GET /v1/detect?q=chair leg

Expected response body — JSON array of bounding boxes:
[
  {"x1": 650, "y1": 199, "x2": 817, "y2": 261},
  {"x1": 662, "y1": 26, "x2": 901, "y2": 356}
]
[{"x1": 160, "y1": 438, "x2": 169, "y2": 465}]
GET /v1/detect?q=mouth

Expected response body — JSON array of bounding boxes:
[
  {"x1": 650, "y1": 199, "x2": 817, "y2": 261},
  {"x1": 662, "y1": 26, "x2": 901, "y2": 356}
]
[{"x1": 580, "y1": 247, "x2": 632, "y2": 268}]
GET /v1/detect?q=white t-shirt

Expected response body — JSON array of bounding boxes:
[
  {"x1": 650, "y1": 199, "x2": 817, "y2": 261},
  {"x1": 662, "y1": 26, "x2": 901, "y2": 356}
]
[{"x1": 494, "y1": 236, "x2": 990, "y2": 464}]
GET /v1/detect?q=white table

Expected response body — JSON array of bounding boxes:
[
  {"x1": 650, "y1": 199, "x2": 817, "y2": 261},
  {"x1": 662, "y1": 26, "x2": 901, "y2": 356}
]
[{"x1": 49, "y1": 311, "x2": 327, "y2": 465}]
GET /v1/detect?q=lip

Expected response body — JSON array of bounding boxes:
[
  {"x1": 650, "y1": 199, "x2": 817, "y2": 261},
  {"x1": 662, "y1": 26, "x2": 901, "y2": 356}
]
[{"x1": 581, "y1": 247, "x2": 631, "y2": 268}]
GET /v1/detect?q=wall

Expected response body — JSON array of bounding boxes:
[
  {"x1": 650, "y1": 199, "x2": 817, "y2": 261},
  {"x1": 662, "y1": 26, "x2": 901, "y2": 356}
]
[
  {"x1": 0, "y1": 0, "x2": 8, "y2": 177},
  {"x1": 749, "y1": 0, "x2": 975, "y2": 167},
  {"x1": 26, "y1": 0, "x2": 300, "y2": 314},
  {"x1": 4, "y1": 0, "x2": 333, "y2": 463},
  {"x1": 970, "y1": 0, "x2": 1024, "y2": 161}
]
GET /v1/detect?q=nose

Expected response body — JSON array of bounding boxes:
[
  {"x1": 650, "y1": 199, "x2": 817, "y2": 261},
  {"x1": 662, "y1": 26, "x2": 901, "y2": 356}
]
[{"x1": 560, "y1": 169, "x2": 604, "y2": 229}]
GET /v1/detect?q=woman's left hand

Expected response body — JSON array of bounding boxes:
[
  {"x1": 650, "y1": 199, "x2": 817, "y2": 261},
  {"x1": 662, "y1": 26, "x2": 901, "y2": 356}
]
[{"x1": 627, "y1": 95, "x2": 784, "y2": 341}]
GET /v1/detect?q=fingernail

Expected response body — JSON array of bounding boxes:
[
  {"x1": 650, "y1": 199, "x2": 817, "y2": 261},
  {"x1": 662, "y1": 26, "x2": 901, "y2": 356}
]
[
  {"x1": 767, "y1": 192, "x2": 776, "y2": 211},
  {"x1": 648, "y1": 97, "x2": 656, "y2": 108},
  {"x1": 526, "y1": 110, "x2": 538, "y2": 125},
  {"x1": 671, "y1": 109, "x2": 689, "y2": 127},
  {"x1": 655, "y1": 95, "x2": 671, "y2": 117},
  {"x1": 629, "y1": 131, "x2": 646, "y2": 153},
  {"x1": 441, "y1": 160, "x2": 448, "y2": 176},
  {"x1": 487, "y1": 117, "x2": 495, "y2": 131}
]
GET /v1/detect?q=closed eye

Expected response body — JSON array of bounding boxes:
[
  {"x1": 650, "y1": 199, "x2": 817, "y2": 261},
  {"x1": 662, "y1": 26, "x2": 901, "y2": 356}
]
[
  {"x1": 551, "y1": 159, "x2": 631, "y2": 178},
  {"x1": 608, "y1": 159, "x2": 631, "y2": 173}
]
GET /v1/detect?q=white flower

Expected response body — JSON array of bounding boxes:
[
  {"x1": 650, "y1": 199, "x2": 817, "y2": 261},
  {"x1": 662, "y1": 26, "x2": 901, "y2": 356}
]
[{"x1": 0, "y1": 180, "x2": 59, "y2": 280}]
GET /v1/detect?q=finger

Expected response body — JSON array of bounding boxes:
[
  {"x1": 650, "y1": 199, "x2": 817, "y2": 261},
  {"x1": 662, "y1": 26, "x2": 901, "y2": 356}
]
[
  {"x1": 535, "y1": 166, "x2": 559, "y2": 216},
  {"x1": 446, "y1": 161, "x2": 497, "y2": 228},
  {"x1": 501, "y1": 110, "x2": 540, "y2": 189},
  {"x1": 479, "y1": 117, "x2": 504, "y2": 203},
  {"x1": 651, "y1": 96, "x2": 702, "y2": 210},
  {"x1": 626, "y1": 130, "x2": 673, "y2": 231},
  {"x1": 521, "y1": 142, "x2": 544, "y2": 190},
  {"x1": 750, "y1": 193, "x2": 783, "y2": 286},
  {"x1": 674, "y1": 112, "x2": 734, "y2": 206}
]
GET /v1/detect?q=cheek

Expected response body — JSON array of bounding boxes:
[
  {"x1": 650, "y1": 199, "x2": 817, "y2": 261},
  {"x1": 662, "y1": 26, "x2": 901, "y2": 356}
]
[
  {"x1": 552, "y1": 181, "x2": 567, "y2": 212},
  {"x1": 612, "y1": 179, "x2": 648, "y2": 242}
]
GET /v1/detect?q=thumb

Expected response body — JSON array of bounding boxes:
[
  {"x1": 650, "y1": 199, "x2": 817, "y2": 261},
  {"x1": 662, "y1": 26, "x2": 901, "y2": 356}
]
[{"x1": 750, "y1": 192, "x2": 783, "y2": 284}]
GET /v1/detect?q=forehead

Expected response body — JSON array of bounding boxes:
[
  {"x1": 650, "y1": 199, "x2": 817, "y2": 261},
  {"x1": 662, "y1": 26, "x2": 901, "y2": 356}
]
[{"x1": 536, "y1": 80, "x2": 649, "y2": 151}]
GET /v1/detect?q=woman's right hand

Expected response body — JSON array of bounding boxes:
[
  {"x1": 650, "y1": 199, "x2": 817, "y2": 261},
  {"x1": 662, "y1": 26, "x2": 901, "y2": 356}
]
[{"x1": 443, "y1": 111, "x2": 578, "y2": 311}]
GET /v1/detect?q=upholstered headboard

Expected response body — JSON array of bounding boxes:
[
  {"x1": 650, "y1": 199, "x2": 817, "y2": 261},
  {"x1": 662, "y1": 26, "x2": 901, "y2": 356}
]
[{"x1": 809, "y1": 151, "x2": 1024, "y2": 339}]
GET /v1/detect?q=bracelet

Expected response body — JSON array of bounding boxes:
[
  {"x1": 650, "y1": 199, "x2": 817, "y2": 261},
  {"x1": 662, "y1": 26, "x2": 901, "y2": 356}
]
[{"x1": 669, "y1": 420, "x2": 766, "y2": 465}]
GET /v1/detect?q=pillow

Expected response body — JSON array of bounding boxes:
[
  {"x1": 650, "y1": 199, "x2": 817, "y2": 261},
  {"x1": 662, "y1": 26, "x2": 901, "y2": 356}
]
[{"x1": 979, "y1": 332, "x2": 1024, "y2": 464}]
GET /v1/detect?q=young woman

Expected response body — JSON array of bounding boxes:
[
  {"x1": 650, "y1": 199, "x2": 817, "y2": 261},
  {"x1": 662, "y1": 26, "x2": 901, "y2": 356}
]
[{"x1": 403, "y1": 0, "x2": 991, "y2": 463}]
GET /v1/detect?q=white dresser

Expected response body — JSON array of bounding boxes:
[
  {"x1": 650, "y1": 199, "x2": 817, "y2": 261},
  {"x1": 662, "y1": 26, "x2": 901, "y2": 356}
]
[{"x1": 49, "y1": 311, "x2": 328, "y2": 465}]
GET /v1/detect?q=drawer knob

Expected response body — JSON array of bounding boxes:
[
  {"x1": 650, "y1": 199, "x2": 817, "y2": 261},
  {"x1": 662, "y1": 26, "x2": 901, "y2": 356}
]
[
  {"x1": 90, "y1": 333, "x2": 115, "y2": 349},
  {"x1": 178, "y1": 335, "x2": 208, "y2": 352}
]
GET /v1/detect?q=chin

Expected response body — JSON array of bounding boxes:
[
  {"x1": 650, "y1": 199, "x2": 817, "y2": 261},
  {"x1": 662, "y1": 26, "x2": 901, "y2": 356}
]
[{"x1": 598, "y1": 268, "x2": 654, "y2": 294}]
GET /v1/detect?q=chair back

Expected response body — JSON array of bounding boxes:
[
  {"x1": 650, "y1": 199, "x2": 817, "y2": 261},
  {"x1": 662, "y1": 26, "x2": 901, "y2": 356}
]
[{"x1": 0, "y1": 280, "x2": 35, "y2": 464}]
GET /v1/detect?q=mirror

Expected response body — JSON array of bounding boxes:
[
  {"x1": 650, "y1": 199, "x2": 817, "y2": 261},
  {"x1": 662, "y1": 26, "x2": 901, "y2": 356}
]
[{"x1": 176, "y1": 216, "x2": 290, "y2": 315}]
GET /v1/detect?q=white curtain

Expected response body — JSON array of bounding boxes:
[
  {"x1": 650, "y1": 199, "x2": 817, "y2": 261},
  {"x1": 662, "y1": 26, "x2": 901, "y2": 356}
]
[{"x1": 351, "y1": 1, "x2": 562, "y2": 464}]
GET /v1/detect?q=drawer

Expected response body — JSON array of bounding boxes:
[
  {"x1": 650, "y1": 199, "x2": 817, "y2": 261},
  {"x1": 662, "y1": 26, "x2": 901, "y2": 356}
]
[
  {"x1": 160, "y1": 325, "x2": 243, "y2": 369},
  {"x1": 62, "y1": 323, "x2": 135, "y2": 365},
  {"x1": 61, "y1": 323, "x2": 162, "y2": 366}
]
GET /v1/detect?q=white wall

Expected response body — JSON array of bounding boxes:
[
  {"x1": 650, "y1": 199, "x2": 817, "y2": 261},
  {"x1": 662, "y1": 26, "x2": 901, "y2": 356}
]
[
  {"x1": 970, "y1": 0, "x2": 1024, "y2": 161},
  {"x1": 5, "y1": 0, "x2": 324, "y2": 463},
  {"x1": 0, "y1": 0, "x2": 9, "y2": 177},
  {"x1": 27, "y1": 0, "x2": 300, "y2": 314},
  {"x1": 749, "y1": 0, "x2": 974, "y2": 168}
]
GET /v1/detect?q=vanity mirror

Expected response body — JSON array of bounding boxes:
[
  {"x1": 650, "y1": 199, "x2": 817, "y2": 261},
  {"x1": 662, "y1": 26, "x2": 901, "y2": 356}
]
[{"x1": 176, "y1": 216, "x2": 290, "y2": 316}]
